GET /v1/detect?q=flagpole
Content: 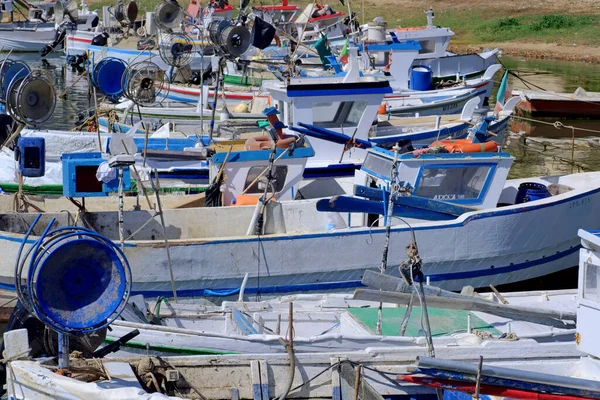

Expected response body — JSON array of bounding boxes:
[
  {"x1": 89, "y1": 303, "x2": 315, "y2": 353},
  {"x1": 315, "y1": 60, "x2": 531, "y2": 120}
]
[{"x1": 362, "y1": 0, "x2": 364, "y2": 24}]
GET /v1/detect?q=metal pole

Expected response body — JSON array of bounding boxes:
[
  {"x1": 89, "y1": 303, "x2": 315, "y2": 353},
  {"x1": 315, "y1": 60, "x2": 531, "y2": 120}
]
[
  {"x1": 57, "y1": 332, "x2": 69, "y2": 370},
  {"x1": 209, "y1": 57, "x2": 222, "y2": 142},
  {"x1": 118, "y1": 167, "x2": 125, "y2": 251},
  {"x1": 152, "y1": 171, "x2": 178, "y2": 302},
  {"x1": 474, "y1": 356, "x2": 483, "y2": 399}
]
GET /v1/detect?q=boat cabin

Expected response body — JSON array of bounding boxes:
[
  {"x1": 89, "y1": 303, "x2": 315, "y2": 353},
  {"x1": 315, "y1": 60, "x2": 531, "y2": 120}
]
[
  {"x1": 391, "y1": 9, "x2": 454, "y2": 60},
  {"x1": 359, "y1": 148, "x2": 513, "y2": 210},
  {"x1": 315, "y1": 147, "x2": 515, "y2": 223},
  {"x1": 264, "y1": 50, "x2": 392, "y2": 165},
  {"x1": 209, "y1": 137, "x2": 315, "y2": 206}
]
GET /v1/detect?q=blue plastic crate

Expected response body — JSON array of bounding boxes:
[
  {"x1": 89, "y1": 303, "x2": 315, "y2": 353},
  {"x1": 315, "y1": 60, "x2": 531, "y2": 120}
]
[
  {"x1": 18, "y1": 137, "x2": 45, "y2": 177},
  {"x1": 62, "y1": 152, "x2": 131, "y2": 197}
]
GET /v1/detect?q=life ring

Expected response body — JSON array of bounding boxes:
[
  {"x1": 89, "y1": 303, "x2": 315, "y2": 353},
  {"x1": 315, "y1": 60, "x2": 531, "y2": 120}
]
[{"x1": 430, "y1": 139, "x2": 498, "y2": 153}]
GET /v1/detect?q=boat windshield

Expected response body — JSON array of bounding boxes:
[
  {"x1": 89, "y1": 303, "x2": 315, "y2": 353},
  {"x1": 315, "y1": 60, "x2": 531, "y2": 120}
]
[
  {"x1": 584, "y1": 261, "x2": 600, "y2": 302},
  {"x1": 414, "y1": 164, "x2": 493, "y2": 203},
  {"x1": 243, "y1": 165, "x2": 289, "y2": 194},
  {"x1": 313, "y1": 101, "x2": 368, "y2": 128}
]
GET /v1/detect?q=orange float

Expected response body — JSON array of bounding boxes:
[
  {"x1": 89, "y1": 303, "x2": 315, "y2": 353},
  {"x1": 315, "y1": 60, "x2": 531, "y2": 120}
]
[{"x1": 430, "y1": 139, "x2": 498, "y2": 153}]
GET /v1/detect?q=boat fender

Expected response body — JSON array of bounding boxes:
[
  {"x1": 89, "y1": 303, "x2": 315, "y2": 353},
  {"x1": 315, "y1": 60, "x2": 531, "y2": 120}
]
[{"x1": 429, "y1": 139, "x2": 498, "y2": 153}]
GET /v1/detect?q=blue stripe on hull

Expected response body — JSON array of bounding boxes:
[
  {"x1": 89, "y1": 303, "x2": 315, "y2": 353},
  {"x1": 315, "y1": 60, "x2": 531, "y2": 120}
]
[{"x1": 0, "y1": 243, "x2": 579, "y2": 296}]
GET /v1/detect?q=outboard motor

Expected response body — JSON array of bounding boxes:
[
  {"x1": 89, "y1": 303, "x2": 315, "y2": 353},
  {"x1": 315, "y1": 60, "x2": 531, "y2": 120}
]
[
  {"x1": 67, "y1": 53, "x2": 87, "y2": 73},
  {"x1": 40, "y1": 24, "x2": 68, "y2": 57},
  {"x1": 91, "y1": 32, "x2": 110, "y2": 46}
]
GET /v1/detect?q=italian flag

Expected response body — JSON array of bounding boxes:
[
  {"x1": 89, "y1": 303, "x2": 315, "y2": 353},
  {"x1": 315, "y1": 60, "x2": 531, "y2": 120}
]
[{"x1": 340, "y1": 39, "x2": 349, "y2": 65}]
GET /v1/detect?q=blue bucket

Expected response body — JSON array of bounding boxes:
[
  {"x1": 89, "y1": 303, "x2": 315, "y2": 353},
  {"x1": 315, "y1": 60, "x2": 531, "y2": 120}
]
[
  {"x1": 410, "y1": 65, "x2": 432, "y2": 91},
  {"x1": 93, "y1": 58, "x2": 127, "y2": 97},
  {"x1": 516, "y1": 182, "x2": 550, "y2": 204}
]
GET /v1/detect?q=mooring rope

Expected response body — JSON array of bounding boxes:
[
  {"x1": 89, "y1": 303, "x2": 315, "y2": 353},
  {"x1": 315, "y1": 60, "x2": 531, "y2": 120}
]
[{"x1": 511, "y1": 115, "x2": 600, "y2": 135}]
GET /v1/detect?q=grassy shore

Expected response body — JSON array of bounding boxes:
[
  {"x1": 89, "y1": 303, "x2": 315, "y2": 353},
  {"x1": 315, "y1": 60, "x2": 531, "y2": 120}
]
[{"x1": 88, "y1": 0, "x2": 600, "y2": 62}]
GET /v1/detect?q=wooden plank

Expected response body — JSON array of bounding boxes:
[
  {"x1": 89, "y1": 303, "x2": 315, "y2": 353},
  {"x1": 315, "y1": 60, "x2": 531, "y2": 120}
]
[
  {"x1": 251, "y1": 360, "x2": 262, "y2": 400},
  {"x1": 259, "y1": 360, "x2": 269, "y2": 400},
  {"x1": 339, "y1": 362, "x2": 385, "y2": 400},
  {"x1": 353, "y1": 289, "x2": 576, "y2": 324},
  {"x1": 361, "y1": 270, "x2": 470, "y2": 300}
]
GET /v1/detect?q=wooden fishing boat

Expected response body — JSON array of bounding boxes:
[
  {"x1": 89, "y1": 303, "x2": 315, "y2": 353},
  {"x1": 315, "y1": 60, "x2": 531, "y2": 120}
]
[
  {"x1": 5, "y1": 218, "x2": 600, "y2": 400},
  {"x1": 513, "y1": 87, "x2": 600, "y2": 118}
]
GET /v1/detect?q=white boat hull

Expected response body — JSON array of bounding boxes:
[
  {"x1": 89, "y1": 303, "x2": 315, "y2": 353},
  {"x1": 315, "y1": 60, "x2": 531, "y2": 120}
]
[
  {"x1": 0, "y1": 26, "x2": 55, "y2": 51},
  {"x1": 0, "y1": 172, "x2": 597, "y2": 296}
]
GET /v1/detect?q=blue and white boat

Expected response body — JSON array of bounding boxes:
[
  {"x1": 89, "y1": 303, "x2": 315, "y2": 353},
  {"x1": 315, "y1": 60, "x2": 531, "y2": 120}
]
[{"x1": 0, "y1": 113, "x2": 597, "y2": 296}]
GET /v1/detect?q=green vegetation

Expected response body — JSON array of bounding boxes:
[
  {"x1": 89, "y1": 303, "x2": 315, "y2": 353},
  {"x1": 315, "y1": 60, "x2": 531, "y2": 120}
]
[{"x1": 85, "y1": 0, "x2": 600, "y2": 47}]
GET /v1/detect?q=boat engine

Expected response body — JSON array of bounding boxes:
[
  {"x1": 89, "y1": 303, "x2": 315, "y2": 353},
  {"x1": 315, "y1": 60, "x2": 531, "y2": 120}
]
[{"x1": 40, "y1": 24, "x2": 69, "y2": 57}]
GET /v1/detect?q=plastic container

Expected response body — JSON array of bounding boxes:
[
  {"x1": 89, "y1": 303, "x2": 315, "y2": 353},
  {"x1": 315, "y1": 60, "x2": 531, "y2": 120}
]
[
  {"x1": 410, "y1": 65, "x2": 433, "y2": 91},
  {"x1": 367, "y1": 21, "x2": 387, "y2": 42},
  {"x1": 17, "y1": 137, "x2": 45, "y2": 177},
  {"x1": 325, "y1": 212, "x2": 336, "y2": 231},
  {"x1": 515, "y1": 182, "x2": 550, "y2": 204}
]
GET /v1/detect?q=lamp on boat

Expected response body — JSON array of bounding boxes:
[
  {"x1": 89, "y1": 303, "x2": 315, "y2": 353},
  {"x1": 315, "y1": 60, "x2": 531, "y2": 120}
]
[{"x1": 14, "y1": 215, "x2": 132, "y2": 370}]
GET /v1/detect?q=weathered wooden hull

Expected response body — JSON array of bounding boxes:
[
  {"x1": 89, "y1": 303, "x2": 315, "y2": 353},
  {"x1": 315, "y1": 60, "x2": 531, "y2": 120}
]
[
  {"x1": 7, "y1": 340, "x2": 584, "y2": 399},
  {"x1": 517, "y1": 98, "x2": 600, "y2": 118}
]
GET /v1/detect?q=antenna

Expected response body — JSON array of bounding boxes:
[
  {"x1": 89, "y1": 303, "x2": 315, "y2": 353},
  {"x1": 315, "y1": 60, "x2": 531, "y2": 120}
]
[{"x1": 122, "y1": 61, "x2": 170, "y2": 106}]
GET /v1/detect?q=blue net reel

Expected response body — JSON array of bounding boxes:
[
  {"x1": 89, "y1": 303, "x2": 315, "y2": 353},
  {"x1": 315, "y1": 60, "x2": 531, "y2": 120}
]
[
  {"x1": 122, "y1": 61, "x2": 170, "y2": 106},
  {"x1": 6, "y1": 70, "x2": 56, "y2": 126},
  {"x1": 158, "y1": 33, "x2": 194, "y2": 68},
  {"x1": 89, "y1": 57, "x2": 128, "y2": 100},
  {"x1": 15, "y1": 215, "x2": 131, "y2": 336},
  {"x1": 0, "y1": 60, "x2": 30, "y2": 101}
]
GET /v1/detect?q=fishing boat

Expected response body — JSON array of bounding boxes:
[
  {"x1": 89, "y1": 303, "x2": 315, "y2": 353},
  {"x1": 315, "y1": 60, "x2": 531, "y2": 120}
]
[
  {"x1": 245, "y1": 8, "x2": 498, "y2": 85},
  {"x1": 0, "y1": 114, "x2": 595, "y2": 295},
  {"x1": 372, "y1": 96, "x2": 518, "y2": 147},
  {"x1": 513, "y1": 87, "x2": 600, "y2": 118},
  {"x1": 100, "y1": 278, "x2": 577, "y2": 356},
  {"x1": 0, "y1": 0, "x2": 98, "y2": 52},
  {"x1": 7, "y1": 230, "x2": 600, "y2": 399}
]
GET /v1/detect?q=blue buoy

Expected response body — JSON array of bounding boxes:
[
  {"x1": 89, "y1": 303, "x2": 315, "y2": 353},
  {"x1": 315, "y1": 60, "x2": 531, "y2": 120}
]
[
  {"x1": 410, "y1": 65, "x2": 433, "y2": 91},
  {"x1": 516, "y1": 182, "x2": 551, "y2": 204},
  {"x1": 92, "y1": 58, "x2": 127, "y2": 97},
  {"x1": 17, "y1": 137, "x2": 45, "y2": 177}
]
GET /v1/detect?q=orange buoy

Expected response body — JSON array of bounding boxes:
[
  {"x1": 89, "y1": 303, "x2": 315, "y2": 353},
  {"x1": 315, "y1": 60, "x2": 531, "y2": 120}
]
[
  {"x1": 378, "y1": 103, "x2": 388, "y2": 115},
  {"x1": 430, "y1": 139, "x2": 498, "y2": 153}
]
